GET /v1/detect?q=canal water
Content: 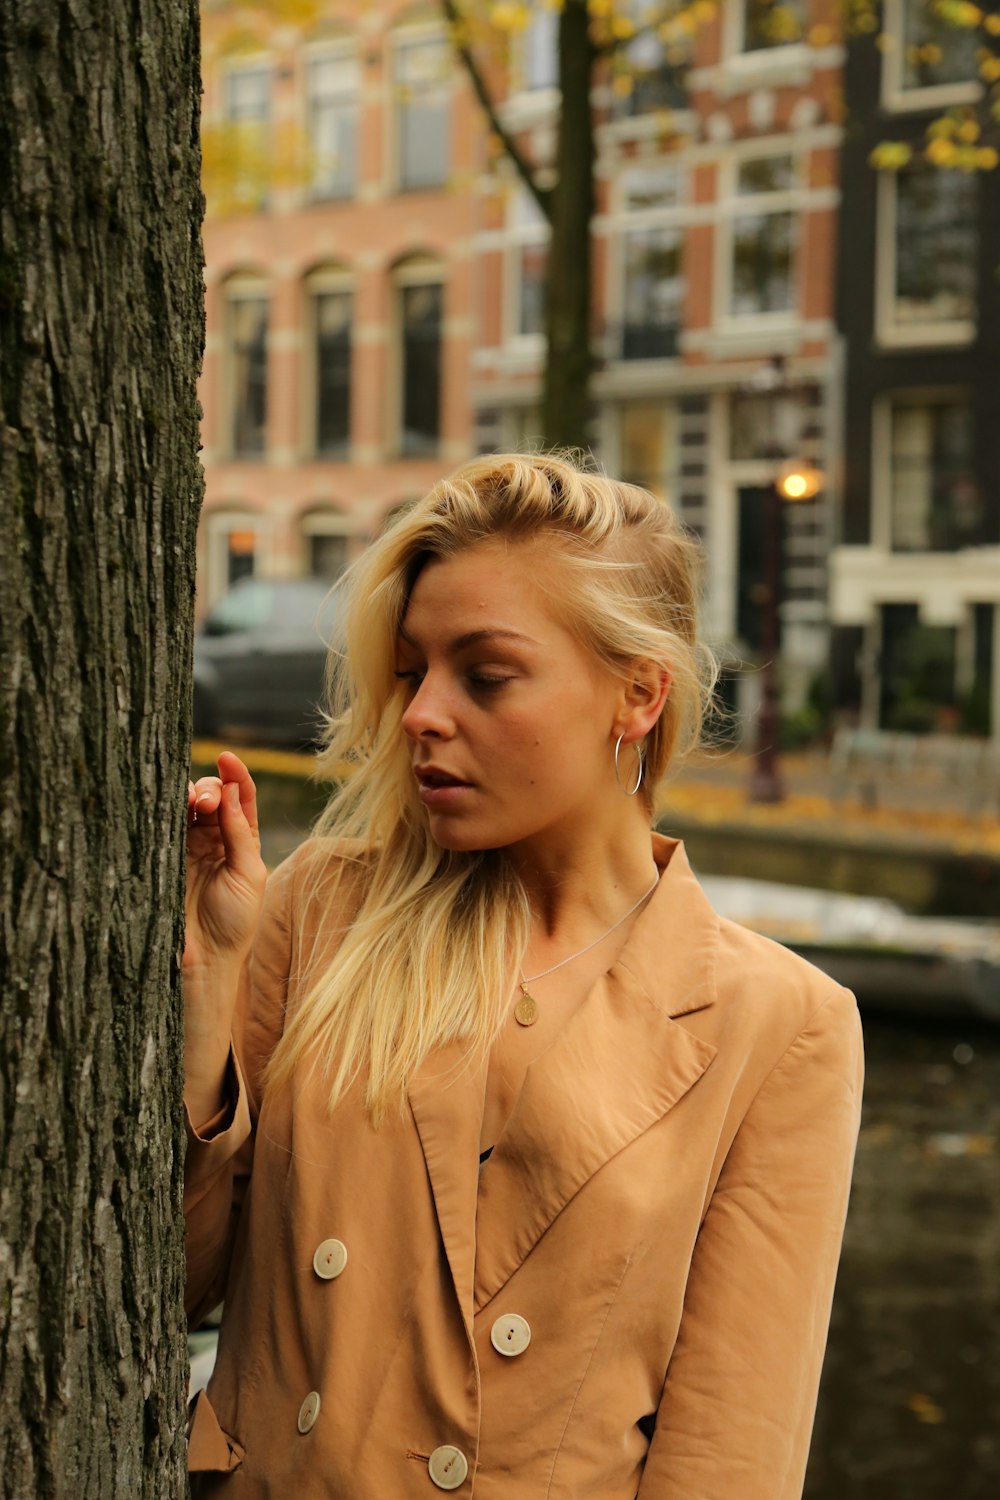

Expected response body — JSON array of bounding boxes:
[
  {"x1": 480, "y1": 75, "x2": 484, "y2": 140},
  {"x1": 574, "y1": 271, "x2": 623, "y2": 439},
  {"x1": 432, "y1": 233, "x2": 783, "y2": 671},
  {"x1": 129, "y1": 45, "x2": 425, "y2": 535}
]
[{"x1": 806, "y1": 1014, "x2": 1000, "y2": 1498}]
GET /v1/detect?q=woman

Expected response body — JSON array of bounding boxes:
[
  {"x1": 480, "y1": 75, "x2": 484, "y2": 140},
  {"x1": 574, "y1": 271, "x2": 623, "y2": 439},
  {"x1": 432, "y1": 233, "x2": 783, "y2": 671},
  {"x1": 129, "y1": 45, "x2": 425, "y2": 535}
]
[{"x1": 184, "y1": 453, "x2": 863, "y2": 1499}]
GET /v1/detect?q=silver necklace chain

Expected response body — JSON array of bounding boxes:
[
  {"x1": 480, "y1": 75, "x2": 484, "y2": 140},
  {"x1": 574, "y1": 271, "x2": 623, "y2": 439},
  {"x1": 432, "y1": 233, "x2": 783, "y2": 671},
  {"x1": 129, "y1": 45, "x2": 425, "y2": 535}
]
[{"x1": 519, "y1": 873, "x2": 660, "y2": 986}]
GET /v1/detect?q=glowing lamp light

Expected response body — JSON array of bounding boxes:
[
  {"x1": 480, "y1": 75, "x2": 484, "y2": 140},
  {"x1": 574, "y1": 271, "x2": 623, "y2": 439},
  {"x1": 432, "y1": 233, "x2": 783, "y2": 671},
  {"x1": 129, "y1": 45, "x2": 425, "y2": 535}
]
[{"x1": 775, "y1": 459, "x2": 824, "y2": 501}]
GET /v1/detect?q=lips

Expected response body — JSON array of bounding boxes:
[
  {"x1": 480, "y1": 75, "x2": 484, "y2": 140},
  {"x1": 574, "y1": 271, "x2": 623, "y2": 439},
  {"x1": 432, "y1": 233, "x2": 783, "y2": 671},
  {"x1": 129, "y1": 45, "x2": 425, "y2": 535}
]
[{"x1": 415, "y1": 766, "x2": 472, "y2": 789}]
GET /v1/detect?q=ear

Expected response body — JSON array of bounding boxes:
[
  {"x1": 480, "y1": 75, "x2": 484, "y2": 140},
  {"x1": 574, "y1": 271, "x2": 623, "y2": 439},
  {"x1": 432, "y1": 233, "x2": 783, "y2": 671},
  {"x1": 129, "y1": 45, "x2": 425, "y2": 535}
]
[{"x1": 614, "y1": 659, "x2": 671, "y2": 744}]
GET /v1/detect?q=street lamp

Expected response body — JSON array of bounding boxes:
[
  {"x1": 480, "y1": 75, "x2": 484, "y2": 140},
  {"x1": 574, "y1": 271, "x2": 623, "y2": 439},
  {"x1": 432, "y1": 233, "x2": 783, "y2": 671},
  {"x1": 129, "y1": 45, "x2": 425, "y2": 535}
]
[{"x1": 750, "y1": 460, "x2": 824, "y2": 803}]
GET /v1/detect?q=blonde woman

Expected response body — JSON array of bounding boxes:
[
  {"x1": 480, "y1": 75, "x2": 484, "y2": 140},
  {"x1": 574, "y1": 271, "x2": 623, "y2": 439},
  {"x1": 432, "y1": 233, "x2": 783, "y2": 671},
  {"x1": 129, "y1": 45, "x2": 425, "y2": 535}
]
[{"x1": 184, "y1": 454, "x2": 863, "y2": 1499}]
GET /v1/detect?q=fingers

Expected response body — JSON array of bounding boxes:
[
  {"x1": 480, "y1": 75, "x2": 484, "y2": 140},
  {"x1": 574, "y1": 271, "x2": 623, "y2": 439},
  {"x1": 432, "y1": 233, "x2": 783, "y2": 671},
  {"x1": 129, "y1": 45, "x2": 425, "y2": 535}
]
[
  {"x1": 216, "y1": 751, "x2": 260, "y2": 840},
  {"x1": 216, "y1": 778, "x2": 263, "y2": 883}
]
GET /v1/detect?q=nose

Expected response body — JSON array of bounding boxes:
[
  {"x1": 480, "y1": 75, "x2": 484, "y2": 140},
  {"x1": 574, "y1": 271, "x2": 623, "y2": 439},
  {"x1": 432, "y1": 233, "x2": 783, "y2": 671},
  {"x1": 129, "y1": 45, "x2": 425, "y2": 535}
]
[{"x1": 400, "y1": 673, "x2": 456, "y2": 742}]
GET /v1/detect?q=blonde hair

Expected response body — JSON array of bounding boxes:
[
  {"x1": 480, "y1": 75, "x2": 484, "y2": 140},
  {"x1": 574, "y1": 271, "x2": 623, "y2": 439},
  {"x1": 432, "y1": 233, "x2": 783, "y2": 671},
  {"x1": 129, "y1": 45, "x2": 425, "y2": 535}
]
[{"x1": 265, "y1": 453, "x2": 717, "y2": 1121}]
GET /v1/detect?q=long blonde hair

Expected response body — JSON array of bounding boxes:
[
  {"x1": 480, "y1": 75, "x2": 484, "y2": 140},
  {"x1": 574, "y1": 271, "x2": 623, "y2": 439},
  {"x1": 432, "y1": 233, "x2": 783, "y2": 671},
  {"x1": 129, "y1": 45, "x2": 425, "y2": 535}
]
[{"x1": 265, "y1": 453, "x2": 718, "y2": 1121}]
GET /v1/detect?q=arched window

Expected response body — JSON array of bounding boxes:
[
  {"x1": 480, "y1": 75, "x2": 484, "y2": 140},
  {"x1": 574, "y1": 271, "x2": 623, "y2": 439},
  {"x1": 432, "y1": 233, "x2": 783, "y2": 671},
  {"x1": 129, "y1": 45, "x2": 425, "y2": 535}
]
[
  {"x1": 393, "y1": 256, "x2": 444, "y2": 457},
  {"x1": 300, "y1": 506, "x2": 353, "y2": 581},
  {"x1": 222, "y1": 272, "x2": 269, "y2": 458},
  {"x1": 305, "y1": 265, "x2": 353, "y2": 459}
]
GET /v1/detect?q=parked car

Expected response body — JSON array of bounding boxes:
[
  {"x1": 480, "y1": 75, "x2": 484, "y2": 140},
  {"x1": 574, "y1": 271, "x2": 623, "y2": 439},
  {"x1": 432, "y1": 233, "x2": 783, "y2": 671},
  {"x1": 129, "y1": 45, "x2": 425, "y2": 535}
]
[{"x1": 193, "y1": 577, "x2": 343, "y2": 747}]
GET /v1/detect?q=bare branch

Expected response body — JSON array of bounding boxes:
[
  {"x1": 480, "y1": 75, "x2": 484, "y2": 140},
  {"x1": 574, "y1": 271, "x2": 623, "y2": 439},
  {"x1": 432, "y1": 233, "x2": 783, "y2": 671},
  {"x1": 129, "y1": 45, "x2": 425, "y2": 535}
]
[{"x1": 440, "y1": 0, "x2": 553, "y2": 222}]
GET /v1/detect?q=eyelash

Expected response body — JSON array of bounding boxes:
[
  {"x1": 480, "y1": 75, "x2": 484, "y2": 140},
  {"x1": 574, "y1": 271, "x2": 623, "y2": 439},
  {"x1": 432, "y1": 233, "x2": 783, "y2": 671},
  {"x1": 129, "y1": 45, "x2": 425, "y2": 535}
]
[{"x1": 393, "y1": 671, "x2": 513, "y2": 693}]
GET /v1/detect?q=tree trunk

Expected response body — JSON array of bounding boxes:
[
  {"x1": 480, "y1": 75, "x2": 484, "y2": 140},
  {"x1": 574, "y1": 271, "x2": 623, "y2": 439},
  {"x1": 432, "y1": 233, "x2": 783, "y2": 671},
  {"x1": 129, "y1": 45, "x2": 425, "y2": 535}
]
[
  {"x1": 0, "y1": 2, "x2": 203, "y2": 1495},
  {"x1": 542, "y1": 0, "x2": 596, "y2": 453}
]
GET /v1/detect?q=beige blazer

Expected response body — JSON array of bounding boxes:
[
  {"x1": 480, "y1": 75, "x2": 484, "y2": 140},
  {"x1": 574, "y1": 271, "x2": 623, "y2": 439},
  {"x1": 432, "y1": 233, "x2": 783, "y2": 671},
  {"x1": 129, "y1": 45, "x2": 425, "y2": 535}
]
[{"x1": 184, "y1": 833, "x2": 864, "y2": 1499}]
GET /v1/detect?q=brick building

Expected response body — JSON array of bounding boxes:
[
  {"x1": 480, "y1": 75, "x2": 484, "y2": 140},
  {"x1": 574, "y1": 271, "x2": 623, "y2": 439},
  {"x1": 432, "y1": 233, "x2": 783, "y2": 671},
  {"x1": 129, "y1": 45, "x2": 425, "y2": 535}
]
[{"x1": 197, "y1": 1, "x2": 855, "y2": 732}]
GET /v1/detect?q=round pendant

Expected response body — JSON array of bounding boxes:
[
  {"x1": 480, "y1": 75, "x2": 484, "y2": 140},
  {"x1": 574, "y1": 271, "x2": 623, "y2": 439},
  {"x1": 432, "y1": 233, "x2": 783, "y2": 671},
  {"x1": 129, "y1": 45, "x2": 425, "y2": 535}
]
[{"x1": 514, "y1": 991, "x2": 539, "y2": 1027}]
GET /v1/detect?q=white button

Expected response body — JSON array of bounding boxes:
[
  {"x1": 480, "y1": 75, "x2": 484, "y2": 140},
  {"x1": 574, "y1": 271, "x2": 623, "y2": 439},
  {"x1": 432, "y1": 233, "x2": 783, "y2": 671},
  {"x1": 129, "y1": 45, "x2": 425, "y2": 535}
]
[
  {"x1": 428, "y1": 1444, "x2": 468, "y2": 1490},
  {"x1": 297, "y1": 1391, "x2": 321, "y2": 1434},
  {"x1": 490, "y1": 1312, "x2": 531, "y2": 1357},
  {"x1": 312, "y1": 1238, "x2": 348, "y2": 1280}
]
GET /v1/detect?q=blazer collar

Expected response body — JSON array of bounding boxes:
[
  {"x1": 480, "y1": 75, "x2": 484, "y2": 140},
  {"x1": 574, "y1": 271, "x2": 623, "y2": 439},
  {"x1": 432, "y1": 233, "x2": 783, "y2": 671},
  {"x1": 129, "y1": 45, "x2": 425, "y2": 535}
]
[{"x1": 408, "y1": 836, "x2": 719, "y2": 1323}]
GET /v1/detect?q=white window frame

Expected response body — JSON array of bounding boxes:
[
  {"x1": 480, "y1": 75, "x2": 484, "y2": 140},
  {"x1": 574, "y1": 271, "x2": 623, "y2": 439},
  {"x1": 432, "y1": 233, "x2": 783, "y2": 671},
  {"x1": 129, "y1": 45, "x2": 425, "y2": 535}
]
[
  {"x1": 222, "y1": 272, "x2": 270, "y2": 461},
  {"x1": 303, "y1": 265, "x2": 354, "y2": 458},
  {"x1": 205, "y1": 508, "x2": 270, "y2": 608},
  {"x1": 874, "y1": 169, "x2": 976, "y2": 348},
  {"x1": 389, "y1": 22, "x2": 451, "y2": 194},
  {"x1": 220, "y1": 56, "x2": 272, "y2": 211},
  {"x1": 724, "y1": 0, "x2": 810, "y2": 67},
  {"x1": 514, "y1": 4, "x2": 559, "y2": 96},
  {"x1": 716, "y1": 142, "x2": 801, "y2": 331},
  {"x1": 880, "y1": 0, "x2": 981, "y2": 113},
  {"x1": 303, "y1": 39, "x2": 361, "y2": 201},
  {"x1": 609, "y1": 162, "x2": 687, "y2": 364},
  {"x1": 872, "y1": 388, "x2": 975, "y2": 554},
  {"x1": 299, "y1": 508, "x2": 354, "y2": 580},
  {"x1": 392, "y1": 255, "x2": 446, "y2": 457},
  {"x1": 503, "y1": 187, "x2": 550, "y2": 350}
]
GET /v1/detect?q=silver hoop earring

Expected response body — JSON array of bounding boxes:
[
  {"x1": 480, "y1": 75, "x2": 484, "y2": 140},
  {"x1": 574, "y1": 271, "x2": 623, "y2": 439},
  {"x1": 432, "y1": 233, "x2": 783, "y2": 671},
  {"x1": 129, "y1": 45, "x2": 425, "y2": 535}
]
[{"x1": 614, "y1": 733, "x2": 644, "y2": 797}]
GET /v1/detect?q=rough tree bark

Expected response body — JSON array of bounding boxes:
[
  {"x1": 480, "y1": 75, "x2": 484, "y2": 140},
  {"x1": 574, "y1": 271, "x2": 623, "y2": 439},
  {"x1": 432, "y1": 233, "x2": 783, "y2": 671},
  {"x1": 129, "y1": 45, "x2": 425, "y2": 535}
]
[{"x1": 0, "y1": 2, "x2": 203, "y2": 1495}]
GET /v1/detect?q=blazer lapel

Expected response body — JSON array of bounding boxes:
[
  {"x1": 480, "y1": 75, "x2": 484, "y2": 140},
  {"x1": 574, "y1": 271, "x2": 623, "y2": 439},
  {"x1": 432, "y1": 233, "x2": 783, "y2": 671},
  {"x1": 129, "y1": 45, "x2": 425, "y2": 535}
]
[
  {"x1": 473, "y1": 835, "x2": 719, "y2": 1311},
  {"x1": 407, "y1": 1039, "x2": 488, "y2": 1333}
]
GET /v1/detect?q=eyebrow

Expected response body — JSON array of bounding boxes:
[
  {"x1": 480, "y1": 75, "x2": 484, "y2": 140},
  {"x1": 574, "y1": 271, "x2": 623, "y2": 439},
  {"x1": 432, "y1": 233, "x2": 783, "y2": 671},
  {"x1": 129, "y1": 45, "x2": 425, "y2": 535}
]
[{"x1": 397, "y1": 625, "x2": 538, "y2": 652}]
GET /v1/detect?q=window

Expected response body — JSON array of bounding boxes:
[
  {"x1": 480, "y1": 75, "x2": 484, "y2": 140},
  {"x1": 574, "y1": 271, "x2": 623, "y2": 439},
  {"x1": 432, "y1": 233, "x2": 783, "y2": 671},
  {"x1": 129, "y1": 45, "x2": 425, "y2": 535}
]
[
  {"x1": 226, "y1": 289, "x2": 268, "y2": 457},
  {"x1": 879, "y1": 603, "x2": 957, "y2": 732},
  {"x1": 205, "y1": 513, "x2": 266, "y2": 605},
  {"x1": 619, "y1": 403, "x2": 675, "y2": 503},
  {"x1": 879, "y1": 166, "x2": 977, "y2": 341},
  {"x1": 398, "y1": 274, "x2": 443, "y2": 456},
  {"x1": 394, "y1": 33, "x2": 450, "y2": 191},
  {"x1": 888, "y1": 397, "x2": 981, "y2": 552},
  {"x1": 204, "y1": 576, "x2": 271, "y2": 633},
  {"x1": 612, "y1": 1, "x2": 688, "y2": 116},
  {"x1": 222, "y1": 63, "x2": 271, "y2": 210},
  {"x1": 617, "y1": 166, "x2": 684, "y2": 359},
  {"x1": 883, "y1": 0, "x2": 981, "y2": 102},
  {"x1": 301, "y1": 512, "x2": 350, "y2": 580},
  {"x1": 507, "y1": 189, "x2": 549, "y2": 341},
  {"x1": 729, "y1": 153, "x2": 796, "y2": 318},
  {"x1": 741, "y1": 0, "x2": 806, "y2": 52},
  {"x1": 307, "y1": 49, "x2": 360, "y2": 200},
  {"x1": 313, "y1": 289, "x2": 352, "y2": 457},
  {"x1": 521, "y1": 5, "x2": 558, "y2": 91}
]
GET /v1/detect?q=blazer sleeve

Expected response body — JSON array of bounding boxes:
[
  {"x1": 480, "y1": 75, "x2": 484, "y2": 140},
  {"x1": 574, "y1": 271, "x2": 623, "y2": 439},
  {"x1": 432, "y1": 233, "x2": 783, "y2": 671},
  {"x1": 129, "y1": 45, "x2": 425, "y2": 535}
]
[
  {"x1": 182, "y1": 855, "x2": 294, "y2": 1327},
  {"x1": 637, "y1": 984, "x2": 864, "y2": 1500}
]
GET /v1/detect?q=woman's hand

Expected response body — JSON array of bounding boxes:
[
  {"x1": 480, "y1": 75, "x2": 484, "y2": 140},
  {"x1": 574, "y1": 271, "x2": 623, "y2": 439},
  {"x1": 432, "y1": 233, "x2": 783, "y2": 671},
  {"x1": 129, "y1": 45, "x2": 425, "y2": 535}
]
[{"x1": 184, "y1": 750, "x2": 267, "y2": 975}]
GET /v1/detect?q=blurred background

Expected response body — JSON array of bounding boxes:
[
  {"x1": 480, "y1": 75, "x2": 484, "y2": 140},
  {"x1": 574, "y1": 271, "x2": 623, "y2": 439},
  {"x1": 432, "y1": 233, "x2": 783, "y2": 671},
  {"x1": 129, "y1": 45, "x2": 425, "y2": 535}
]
[{"x1": 188, "y1": 2, "x2": 1000, "y2": 1493}]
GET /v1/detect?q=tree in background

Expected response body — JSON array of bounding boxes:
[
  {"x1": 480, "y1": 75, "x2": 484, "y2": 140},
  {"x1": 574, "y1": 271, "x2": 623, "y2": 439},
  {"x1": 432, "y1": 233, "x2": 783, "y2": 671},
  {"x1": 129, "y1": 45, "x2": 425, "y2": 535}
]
[
  {"x1": 0, "y1": 1, "x2": 204, "y2": 1493},
  {"x1": 445, "y1": 0, "x2": 1000, "y2": 451}
]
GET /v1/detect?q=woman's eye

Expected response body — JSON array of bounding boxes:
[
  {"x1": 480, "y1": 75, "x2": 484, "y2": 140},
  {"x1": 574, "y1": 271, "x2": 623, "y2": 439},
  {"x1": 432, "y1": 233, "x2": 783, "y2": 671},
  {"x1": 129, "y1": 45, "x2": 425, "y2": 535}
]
[
  {"x1": 393, "y1": 669, "x2": 423, "y2": 687},
  {"x1": 468, "y1": 674, "x2": 513, "y2": 691}
]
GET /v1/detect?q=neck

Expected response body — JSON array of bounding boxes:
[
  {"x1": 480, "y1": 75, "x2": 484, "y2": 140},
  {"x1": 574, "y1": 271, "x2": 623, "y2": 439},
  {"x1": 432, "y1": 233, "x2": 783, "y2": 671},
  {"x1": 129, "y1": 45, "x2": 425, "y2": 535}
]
[{"x1": 506, "y1": 806, "x2": 660, "y2": 943}]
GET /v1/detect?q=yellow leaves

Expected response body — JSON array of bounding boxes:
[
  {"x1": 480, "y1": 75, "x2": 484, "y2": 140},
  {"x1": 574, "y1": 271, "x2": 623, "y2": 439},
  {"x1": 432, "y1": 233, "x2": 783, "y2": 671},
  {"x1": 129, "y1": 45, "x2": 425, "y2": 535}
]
[
  {"x1": 976, "y1": 145, "x2": 999, "y2": 168},
  {"x1": 926, "y1": 135, "x2": 958, "y2": 164},
  {"x1": 956, "y1": 116, "x2": 981, "y2": 141},
  {"x1": 986, "y1": 13, "x2": 1000, "y2": 36},
  {"x1": 869, "y1": 140, "x2": 913, "y2": 170},
  {"x1": 489, "y1": 1, "x2": 531, "y2": 32},
  {"x1": 980, "y1": 54, "x2": 1000, "y2": 81},
  {"x1": 808, "y1": 23, "x2": 835, "y2": 47}
]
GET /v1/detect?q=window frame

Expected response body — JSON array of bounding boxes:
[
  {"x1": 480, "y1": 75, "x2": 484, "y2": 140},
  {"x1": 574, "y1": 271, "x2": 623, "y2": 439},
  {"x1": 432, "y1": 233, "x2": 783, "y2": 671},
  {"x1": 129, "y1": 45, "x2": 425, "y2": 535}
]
[
  {"x1": 220, "y1": 57, "x2": 273, "y2": 212},
  {"x1": 304, "y1": 265, "x2": 354, "y2": 460},
  {"x1": 872, "y1": 389, "x2": 978, "y2": 555},
  {"x1": 393, "y1": 257, "x2": 446, "y2": 459},
  {"x1": 204, "y1": 508, "x2": 270, "y2": 608},
  {"x1": 716, "y1": 143, "x2": 801, "y2": 329},
  {"x1": 503, "y1": 186, "x2": 551, "y2": 350},
  {"x1": 303, "y1": 39, "x2": 361, "y2": 202},
  {"x1": 880, "y1": 0, "x2": 982, "y2": 113},
  {"x1": 223, "y1": 274, "x2": 270, "y2": 461},
  {"x1": 299, "y1": 508, "x2": 354, "y2": 582},
  {"x1": 390, "y1": 23, "x2": 451, "y2": 194},
  {"x1": 610, "y1": 162, "x2": 687, "y2": 364},
  {"x1": 874, "y1": 166, "x2": 977, "y2": 348}
]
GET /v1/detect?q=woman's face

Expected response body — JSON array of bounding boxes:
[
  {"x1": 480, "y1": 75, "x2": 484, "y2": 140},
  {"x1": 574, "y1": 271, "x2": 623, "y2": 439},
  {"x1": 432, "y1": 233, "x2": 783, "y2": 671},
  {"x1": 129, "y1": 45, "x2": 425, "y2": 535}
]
[{"x1": 396, "y1": 538, "x2": 632, "y2": 855}]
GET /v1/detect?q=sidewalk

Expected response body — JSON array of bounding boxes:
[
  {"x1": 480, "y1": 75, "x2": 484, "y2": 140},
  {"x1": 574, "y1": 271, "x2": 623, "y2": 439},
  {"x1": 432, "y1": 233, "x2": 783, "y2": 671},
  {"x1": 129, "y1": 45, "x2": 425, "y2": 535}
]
[{"x1": 661, "y1": 747, "x2": 1000, "y2": 860}]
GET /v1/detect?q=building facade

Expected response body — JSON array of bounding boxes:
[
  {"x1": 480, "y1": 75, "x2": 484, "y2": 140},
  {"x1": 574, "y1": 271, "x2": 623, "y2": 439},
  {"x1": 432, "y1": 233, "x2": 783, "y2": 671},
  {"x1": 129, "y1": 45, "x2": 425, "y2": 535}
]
[
  {"x1": 198, "y1": 0, "x2": 848, "y2": 733},
  {"x1": 831, "y1": 0, "x2": 1000, "y2": 738},
  {"x1": 197, "y1": 0, "x2": 479, "y2": 615}
]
